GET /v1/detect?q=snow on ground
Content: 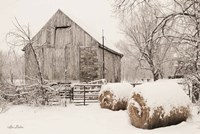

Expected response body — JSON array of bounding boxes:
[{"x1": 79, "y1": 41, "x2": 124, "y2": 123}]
[{"x1": 0, "y1": 103, "x2": 200, "y2": 134}]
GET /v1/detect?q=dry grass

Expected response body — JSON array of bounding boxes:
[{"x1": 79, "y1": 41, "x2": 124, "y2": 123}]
[
  {"x1": 98, "y1": 90, "x2": 127, "y2": 111},
  {"x1": 128, "y1": 93, "x2": 190, "y2": 129}
]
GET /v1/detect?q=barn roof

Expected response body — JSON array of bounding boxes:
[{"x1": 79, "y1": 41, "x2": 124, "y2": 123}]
[
  {"x1": 57, "y1": 9, "x2": 123, "y2": 57},
  {"x1": 23, "y1": 9, "x2": 123, "y2": 57}
]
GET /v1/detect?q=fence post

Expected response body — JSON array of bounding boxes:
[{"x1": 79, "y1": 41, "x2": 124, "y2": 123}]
[
  {"x1": 69, "y1": 89, "x2": 71, "y2": 103},
  {"x1": 84, "y1": 86, "x2": 86, "y2": 105},
  {"x1": 64, "y1": 89, "x2": 67, "y2": 107},
  {"x1": 71, "y1": 87, "x2": 74, "y2": 102}
]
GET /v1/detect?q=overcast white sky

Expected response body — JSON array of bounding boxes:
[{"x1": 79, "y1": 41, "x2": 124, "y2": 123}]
[{"x1": 0, "y1": 0, "x2": 123, "y2": 54}]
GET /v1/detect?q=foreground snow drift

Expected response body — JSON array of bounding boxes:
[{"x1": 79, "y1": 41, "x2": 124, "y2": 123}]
[
  {"x1": 0, "y1": 104, "x2": 199, "y2": 134},
  {"x1": 128, "y1": 80, "x2": 191, "y2": 129},
  {"x1": 99, "y1": 83, "x2": 133, "y2": 110}
]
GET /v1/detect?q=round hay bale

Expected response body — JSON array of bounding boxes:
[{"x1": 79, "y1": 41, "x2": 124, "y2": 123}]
[
  {"x1": 128, "y1": 80, "x2": 191, "y2": 129},
  {"x1": 99, "y1": 83, "x2": 133, "y2": 111}
]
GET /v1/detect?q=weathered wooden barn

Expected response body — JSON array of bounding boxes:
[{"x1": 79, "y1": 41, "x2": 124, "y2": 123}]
[{"x1": 23, "y1": 9, "x2": 123, "y2": 83}]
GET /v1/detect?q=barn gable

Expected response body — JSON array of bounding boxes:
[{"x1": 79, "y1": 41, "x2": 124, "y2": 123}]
[{"x1": 23, "y1": 9, "x2": 122, "y2": 83}]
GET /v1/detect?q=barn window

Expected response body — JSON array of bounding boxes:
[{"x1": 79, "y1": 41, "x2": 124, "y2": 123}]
[{"x1": 54, "y1": 26, "x2": 71, "y2": 48}]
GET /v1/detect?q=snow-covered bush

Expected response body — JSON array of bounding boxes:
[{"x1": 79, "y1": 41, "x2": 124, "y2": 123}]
[
  {"x1": 99, "y1": 83, "x2": 134, "y2": 111},
  {"x1": 0, "y1": 91, "x2": 9, "y2": 113},
  {"x1": 0, "y1": 99, "x2": 9, "y2": 113},
  {"x1": 0, "y1": 81, "x2": 72, "y2": 108},
  {"x1": 128, "y1": 80, "x2": 191, "y2": 129}
]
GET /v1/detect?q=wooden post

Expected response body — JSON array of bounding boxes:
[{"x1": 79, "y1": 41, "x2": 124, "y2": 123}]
[
  {"x1": 188, "y1": 85, "x2": 191, "y2": 99},
  {"x1": 102, "y1": 30, "x2": 105, "y2": 79},
  {"x1": 71, "y1": 87, "x2": 74, "y2": 101},
  {"x1": 64, "y1": 88, "x2": 67, "y2": 107},
  {"x1": 69, "y1": 89, "x2": 71, "y2": 103},
  {"x1": 83, "y1": 86, "x2": 86, "y2": 105}
]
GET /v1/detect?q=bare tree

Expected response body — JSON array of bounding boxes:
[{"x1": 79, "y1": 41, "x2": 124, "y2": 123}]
[
  {"x1": 0, "y1": 49, "x2": 25, "y2": 84},
  {"x1": 4, "y1": 18, "x2": 62, "y2": 106},
  {"x1": 117, "y1": 3, "x2": 174, "y2": 81},
  {"x1": 0, "y1": 51, "x2": 3, "y2": 83},
  {"x1": 166, "y1": 0, "x2": 200, "y2": 104},
  {"x1": 113, "y1": 0, "x2": 150, "y2": 16},
  {"x1": 116, "y1": 41, "x2": 153, "y2": 81},
  {"x1": 113, "y1": 0, "x2": 200, "y2": 106},
  {"x1": 6, "y1": 18, "x2": 43, "y2": 85}
]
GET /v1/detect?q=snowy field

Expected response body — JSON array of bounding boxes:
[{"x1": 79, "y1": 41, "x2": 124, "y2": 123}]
[{"x1": 0, "y1": 104, "x2": 200, "y2": 134}]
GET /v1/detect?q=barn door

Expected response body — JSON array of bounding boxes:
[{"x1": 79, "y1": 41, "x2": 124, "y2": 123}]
[
  {"x1": 54, "y1": 27, "x2": 72, "y2": 82},
  {"x1": 79, "y1": 46, "x2": 99, "y2": 82}
]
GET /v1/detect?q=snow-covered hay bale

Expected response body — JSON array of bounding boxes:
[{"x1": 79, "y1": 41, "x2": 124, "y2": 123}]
[
  {"x1": 99, "y1": 83, "x2": 134, "y2": 111},
  {"x1": 128, "y1": 80, "x2": 191, "y2": 129}
]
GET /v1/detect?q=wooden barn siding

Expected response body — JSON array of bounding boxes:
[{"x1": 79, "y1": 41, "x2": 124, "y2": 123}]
[
  {"x1": 24, "y1": 44, "x2": 41, "y2": 84},
  {"x1": 98, "y1": 47, "x2": 121, "y2": 82},
  {"x1": 25, "y1": 10, "x2": 121, "y2": 83},
  {"x1": 27, "y1": 10, "x2": 75, "y2": 82},
  {"x1": 43, "y1": 48, "x2": 53, "y2": 80},
  {"x1": 72, "y1": 22, "x2": 101, "y2": 82},
  {"x1": 27, "y1": 10, "x2": 100, "y2": 82},
  {"x1": 113, "y1": 55, "x2": 121, "y2": 82},
  {"x1": 52, "y1": 10, "x2": 100, "y2": 81}
]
